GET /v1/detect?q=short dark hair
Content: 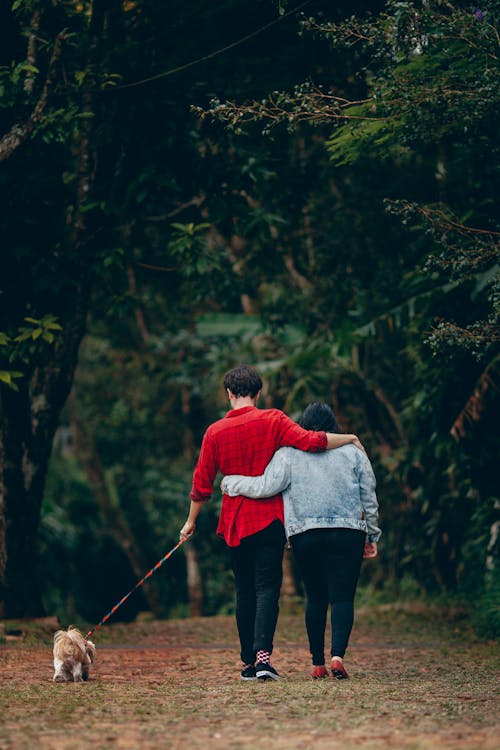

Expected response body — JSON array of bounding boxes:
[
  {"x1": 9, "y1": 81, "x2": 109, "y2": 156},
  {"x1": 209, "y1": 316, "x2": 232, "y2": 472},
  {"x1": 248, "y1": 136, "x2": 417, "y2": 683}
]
[
  {"x1": 299, "y1": 402, "x2": 340, "y2": 433},
  {"x1": 223, "y1": 365, "x2": 263, "y2": 398}
]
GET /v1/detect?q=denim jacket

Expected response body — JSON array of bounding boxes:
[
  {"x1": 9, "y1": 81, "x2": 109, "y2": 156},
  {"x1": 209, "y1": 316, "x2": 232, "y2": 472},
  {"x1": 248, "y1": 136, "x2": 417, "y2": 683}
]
[{"x1": 221, "y1": 444, "x2": 381, "y2": 542}]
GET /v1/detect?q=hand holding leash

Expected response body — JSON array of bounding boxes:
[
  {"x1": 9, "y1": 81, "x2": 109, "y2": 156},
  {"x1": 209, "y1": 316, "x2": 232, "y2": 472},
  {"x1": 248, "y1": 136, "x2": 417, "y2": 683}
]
[
  {"x1": 179, "y1": 522, "x2": 195, "y2": 541},
  {"x1": 180, "y1": 499, "x2": 203, "y2": 541}
]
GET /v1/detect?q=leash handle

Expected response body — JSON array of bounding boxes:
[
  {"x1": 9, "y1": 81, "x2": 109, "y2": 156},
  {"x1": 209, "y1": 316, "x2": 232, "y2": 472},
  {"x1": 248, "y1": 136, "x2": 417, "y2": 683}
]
[{"x1": 85, "y1": 537, "x2": 187, "y2": 641}]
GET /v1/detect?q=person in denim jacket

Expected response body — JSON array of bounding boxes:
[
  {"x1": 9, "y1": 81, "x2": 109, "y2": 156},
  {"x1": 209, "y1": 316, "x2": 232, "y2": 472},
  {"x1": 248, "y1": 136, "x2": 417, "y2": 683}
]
[{"x1": 221, "y1": 402, "x2": 381, "y2": 680}]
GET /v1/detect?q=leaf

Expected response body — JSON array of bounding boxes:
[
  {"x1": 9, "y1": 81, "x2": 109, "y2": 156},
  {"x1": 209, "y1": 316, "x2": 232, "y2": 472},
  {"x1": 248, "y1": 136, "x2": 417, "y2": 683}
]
[
  {"x1": 20, "y1": 64, "x2": 39, "y2": 74},
  {"x1": 195, "y1": 313, "x2": 262, "y2": 338},
  {"x1": 80, "y1": 201, "x2": 100, "y2": 213},
  {"x1": 0, "y1": 370, "x2": 23, "y2": 390},
  {"x1": 14, "y1": 330, "x2": 33, "y2": 342}
]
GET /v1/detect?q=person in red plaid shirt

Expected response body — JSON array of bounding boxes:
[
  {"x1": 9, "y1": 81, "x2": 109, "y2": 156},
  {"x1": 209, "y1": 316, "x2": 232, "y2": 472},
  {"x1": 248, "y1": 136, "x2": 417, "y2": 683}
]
[{"x1": 180, "y1": 365, "x2": 363, "y2": 681}]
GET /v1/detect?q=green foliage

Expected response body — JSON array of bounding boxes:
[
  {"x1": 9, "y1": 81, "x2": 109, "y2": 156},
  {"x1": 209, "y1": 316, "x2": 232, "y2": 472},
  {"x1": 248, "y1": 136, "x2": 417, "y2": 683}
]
[
  {"x1": 472, "y1": 573, "x2": 500, "y2": 639},
  {"x1": 14, "y1": 315, "x2": 62, "y2": 345},
  {"x1": 168, "y1": 222, "x2": 219, "y2": 277},
  {"x1": 0, "y1": 315, "x2": 63, "y2": 390},
  {"x1": 194, "y1": 0, "x2": 500, "y2": 611},
  {"x1": 2, "y1": 0, "x2": 498, "y2": 627},
  {"x1": 0, "y1": 370, "x2": 24, "y2": 390}
]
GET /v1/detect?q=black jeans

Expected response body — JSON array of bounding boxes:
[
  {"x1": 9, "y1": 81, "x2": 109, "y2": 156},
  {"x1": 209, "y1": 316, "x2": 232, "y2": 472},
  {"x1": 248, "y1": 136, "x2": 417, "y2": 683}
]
[
  {"x1": 229, "y1": 520, "x2": 286, "y2": 665},
  {"x1": 290, "y1": 527, "x2": 365, "y2": 664}
]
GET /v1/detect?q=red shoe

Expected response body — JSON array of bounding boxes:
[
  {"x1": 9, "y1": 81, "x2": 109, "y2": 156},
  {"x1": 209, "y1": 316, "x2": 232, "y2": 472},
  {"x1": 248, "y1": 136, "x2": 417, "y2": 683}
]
[
  {"x1": 311, "y1": 665, "x2": 328, "y2": 679},
  {"x1": 330, "y1": 658, "x2": 349, "y2": 680}
]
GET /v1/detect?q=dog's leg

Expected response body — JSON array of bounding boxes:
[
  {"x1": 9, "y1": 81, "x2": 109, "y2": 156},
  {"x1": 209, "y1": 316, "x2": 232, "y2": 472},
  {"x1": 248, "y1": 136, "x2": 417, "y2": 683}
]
[
  {"x1": 83, "y1": 641, "x2": 95, "y2": 680},
  {"x1": 72, "y1": 662, "x2": 84, "y2": 683},
  {"x1": 53, "y1": 658, "x2": 67, "y2": 683}
]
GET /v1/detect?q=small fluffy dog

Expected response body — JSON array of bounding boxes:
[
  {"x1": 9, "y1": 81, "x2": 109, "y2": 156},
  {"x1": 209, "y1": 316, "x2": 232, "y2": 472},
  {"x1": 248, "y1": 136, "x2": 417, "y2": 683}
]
[{"x1": 53, "y1": 626, "x2": 96, "y2": 683}]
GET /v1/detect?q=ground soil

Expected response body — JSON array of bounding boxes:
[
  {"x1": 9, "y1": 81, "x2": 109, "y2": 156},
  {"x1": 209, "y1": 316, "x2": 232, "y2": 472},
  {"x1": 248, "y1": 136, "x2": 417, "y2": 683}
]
[{"x1": 0, "y1": 604, "x2": 499, "y2": 749}]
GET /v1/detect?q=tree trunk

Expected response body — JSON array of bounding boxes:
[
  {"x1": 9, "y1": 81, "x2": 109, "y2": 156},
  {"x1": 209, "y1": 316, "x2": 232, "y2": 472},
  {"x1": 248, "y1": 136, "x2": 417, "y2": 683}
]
[
  {"x1": 0, "y1": 0, "x2": 109, "y2": 617},
  {"x1": 185, "y1": 544, "x2": 203, "y2": 617},
  {"x1": 0, "y1": 401, "x2": 6, "y2": 608},
  {"x1": 71, "y1": 416, "x2": 164, "y2": 617},
  {"x1": 0, "y1": 298, "x2": 88, "y2": 616},
  {"x1": 0, "y1": 386, "x2": 46, "y2": 616},
  {"x1": 181, "y1": 385, "x2": 204, "y2": 615}
]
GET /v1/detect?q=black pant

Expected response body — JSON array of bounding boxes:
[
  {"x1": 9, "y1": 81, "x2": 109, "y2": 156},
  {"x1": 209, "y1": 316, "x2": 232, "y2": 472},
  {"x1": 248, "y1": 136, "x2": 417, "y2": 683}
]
[
  {"x1": 290, "y1": 527, "x2": 365, "y2": 664},
  {"x1": 229, "y1": 520, "x2": 286, "y2": 665}
]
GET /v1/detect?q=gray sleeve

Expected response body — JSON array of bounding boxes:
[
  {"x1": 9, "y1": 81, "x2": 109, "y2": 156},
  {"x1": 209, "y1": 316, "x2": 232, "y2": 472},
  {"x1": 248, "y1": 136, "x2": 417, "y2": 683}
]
[
  {"x1": 221, "y1": 449, "x2": 291, "y2": 498},
  {"x1": 358, "y1": 452, "x2": 382, "y2": 543}
]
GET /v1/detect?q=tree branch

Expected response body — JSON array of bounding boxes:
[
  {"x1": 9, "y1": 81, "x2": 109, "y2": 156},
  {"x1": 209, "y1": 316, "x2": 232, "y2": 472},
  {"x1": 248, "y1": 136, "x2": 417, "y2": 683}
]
[
  {"x1": 0, "y1": 31, "x2": 65, "y2": 162},
  {"x1": 451, "y1": 357, "x2": 500, "y2": 440},
  {"x1": 24, "y1": 1, "x2": 41, "y2": 95}
]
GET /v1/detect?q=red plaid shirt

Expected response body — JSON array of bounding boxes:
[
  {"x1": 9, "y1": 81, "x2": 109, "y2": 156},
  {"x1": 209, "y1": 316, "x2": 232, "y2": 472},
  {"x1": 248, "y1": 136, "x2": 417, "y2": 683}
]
[{"x1": 190, "y1": 406, "x2": 327, "y2": 547}]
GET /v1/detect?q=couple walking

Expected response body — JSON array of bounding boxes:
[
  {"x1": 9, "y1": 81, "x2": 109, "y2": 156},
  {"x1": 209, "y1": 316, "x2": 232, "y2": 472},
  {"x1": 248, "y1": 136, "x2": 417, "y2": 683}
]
[{"x1": 180, "y1": 365, "x2": 381, "y2": 681}]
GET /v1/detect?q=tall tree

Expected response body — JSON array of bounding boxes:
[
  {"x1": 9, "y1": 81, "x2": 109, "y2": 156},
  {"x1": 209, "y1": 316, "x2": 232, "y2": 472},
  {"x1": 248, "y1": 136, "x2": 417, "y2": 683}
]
[{"x1": 0, "y1": 0, "x2": 114, "y2": 615}]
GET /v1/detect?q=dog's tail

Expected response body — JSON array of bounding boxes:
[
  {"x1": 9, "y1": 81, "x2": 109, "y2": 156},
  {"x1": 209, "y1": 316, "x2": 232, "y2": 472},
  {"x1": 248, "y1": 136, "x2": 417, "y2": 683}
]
[{"x1": 54, "y1": 626, "x2": 92, "y2": 663}]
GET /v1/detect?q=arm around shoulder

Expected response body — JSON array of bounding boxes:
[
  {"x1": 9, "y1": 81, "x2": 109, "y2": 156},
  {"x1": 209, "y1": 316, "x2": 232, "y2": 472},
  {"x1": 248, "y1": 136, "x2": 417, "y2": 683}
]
[
  {"x1": 326, "y1": 432, "x2": 365, "y2": 452},
  {"x1": 221, "y1": 449, "x2": 291, "y2": 498}
]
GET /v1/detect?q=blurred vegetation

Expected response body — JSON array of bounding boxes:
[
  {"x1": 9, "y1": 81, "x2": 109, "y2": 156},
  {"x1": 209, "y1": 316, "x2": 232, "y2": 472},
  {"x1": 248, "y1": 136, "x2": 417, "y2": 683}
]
[{"x1": 0, "y1": 0, "x2": 498, "y2": 636}]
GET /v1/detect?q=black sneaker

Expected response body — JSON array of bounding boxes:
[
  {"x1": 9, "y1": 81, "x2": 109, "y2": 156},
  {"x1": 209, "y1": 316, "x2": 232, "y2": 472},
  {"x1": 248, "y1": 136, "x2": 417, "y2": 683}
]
[
  {"x1": 255, "y1": 662, "x2": 281, "y2": 680},
  {"x1": 241, "y1": 665, "x2": 257, "y2": 681}
]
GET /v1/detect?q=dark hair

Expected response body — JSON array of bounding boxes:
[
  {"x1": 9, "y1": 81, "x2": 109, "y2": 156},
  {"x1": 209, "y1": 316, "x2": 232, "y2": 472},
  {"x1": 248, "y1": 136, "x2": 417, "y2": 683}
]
[
  {"x1": 223, "y1": 365, "x2": 263, "y2": 398},
  {"x1": 298, "y1": 402, "x2": 340, "y2": 433}
]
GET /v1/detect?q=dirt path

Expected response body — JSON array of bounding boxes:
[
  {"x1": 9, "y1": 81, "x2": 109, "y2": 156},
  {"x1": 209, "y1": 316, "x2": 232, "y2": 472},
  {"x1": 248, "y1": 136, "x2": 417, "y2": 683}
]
[{"x1": 1, "y1": 605, "x2": 499, "y2": 749}]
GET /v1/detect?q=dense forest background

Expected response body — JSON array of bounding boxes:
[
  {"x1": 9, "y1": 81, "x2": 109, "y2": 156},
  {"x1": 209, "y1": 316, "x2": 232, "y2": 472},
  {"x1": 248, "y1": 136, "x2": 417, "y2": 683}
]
[{"x1": 0, "y1": 0, "x2": 498, "y2": 636}]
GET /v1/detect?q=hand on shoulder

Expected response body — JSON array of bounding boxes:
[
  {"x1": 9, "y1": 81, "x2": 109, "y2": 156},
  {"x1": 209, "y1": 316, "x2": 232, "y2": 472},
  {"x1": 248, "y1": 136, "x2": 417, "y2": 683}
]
[{"x1": 351, "y1": 436, "x2": 366, "y2": 454}]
